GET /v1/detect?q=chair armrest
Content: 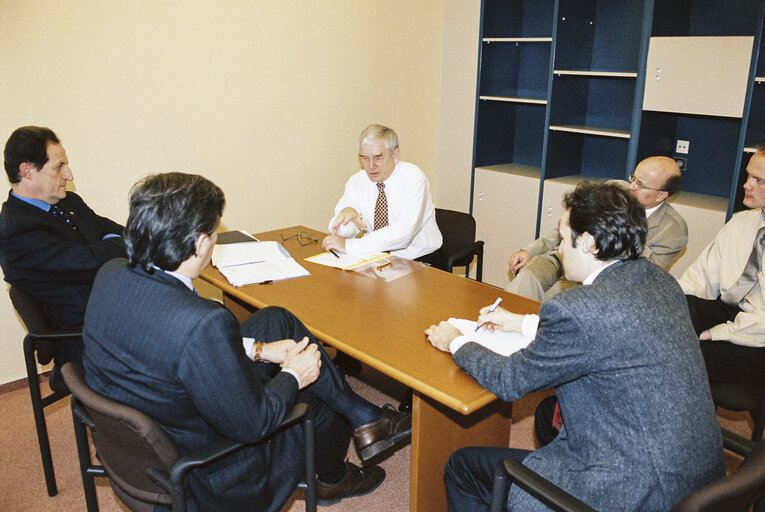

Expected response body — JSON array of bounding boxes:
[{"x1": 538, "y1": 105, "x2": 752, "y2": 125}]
[
  {"x1": 445, "y1": 241, "x2": 485, "y2": 268},
  {"x1": 721, "y1": 428, "x2": 755, "y2": 457},
  {"x1": 155, "y1": 403, "x2": 311, "y2": 493},
  {"x1": 500, "y1": 458, "x2": 598, "y2": 512},
  {"x1": 24, "y1": 331, "x2": 83, "y2": 366},
  {"x1": 24, "y1": 330, "x2": 83, "y2": 340}
]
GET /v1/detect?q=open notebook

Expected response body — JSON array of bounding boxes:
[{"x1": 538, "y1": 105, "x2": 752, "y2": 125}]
[{"x1": 447, "y1": 318, "x2": 533, "y2": 357}]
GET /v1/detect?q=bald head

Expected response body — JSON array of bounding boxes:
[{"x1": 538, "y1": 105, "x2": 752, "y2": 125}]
[{"x1": 628, "y1": 156, "x2": 682, "y2": 209}]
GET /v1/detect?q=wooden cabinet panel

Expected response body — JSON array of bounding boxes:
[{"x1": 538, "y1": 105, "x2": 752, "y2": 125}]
[
  {"x1": 473, "y1": 167, "x2": 540, "y2": 288},
  {"x1": 643, "y1": 36, "x2": 754, "y2": 118},
  {"x1": 666, "y1": 193, "x2": 728, "y2": 279}
]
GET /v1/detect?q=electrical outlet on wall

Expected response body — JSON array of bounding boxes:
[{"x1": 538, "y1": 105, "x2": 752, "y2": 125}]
[{"x1": 676, "y1": 140, "x2": 689, "y2": 154}]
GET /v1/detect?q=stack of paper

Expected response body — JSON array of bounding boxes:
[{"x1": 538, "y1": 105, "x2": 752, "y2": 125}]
[
  {"x1": 212, "y1": 240, "x2": 310, "y2": 287},
  {"x1": 447, "y1": 318, "x2": 532, "y2": 356},
  {"x1": 305, "y1": 251, "x2": 391, "y2": 270}
]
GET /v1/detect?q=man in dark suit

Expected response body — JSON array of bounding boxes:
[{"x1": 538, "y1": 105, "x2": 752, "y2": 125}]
[
  {"x1": 0, "y1": 126, "x2": 125, "y2": 367},
  {"x1": 426, "y1": 182, "x2": 724, "y2": 511},
  {"x1": 83, "y1": 172, "x2": 411, "y2": 510}
]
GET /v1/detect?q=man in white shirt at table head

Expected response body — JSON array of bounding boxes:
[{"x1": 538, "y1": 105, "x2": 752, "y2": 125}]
[{"x1": 321, "y1": 124, "x2": 442, "y2": 260}]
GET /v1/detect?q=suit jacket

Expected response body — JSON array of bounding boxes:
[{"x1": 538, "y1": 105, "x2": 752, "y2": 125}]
[
  {"x1": 455, "y1": 258, "x2": 724, "y2": 511},
  {"x1": 0, "y1": 191, "x2": 125, "y2": 330},
  {"x1": 83, "y1": 259, "x2": 302, "y2": 512},
  {"x1": 525, "y1": 198, "x2": 688, "y2": 270}
]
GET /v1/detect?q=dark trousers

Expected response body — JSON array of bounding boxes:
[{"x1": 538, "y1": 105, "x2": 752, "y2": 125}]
[
  {"x1": 444, "y1": 446, "x2": 532, "y2": 512},
  {"x1": 241, "y1": 306, "x2": 375, "y2": 480},
  {"x1": 685, "y1": 295, "x2": 765, "y2": 385}
]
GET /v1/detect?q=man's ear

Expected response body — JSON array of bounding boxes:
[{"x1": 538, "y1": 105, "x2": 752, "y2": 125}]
[
  {"x1": 19, "y1": 162, "x2": 35, "y2": 180},
  {"x1": 657, "y1": 189, "x2": 669, "y2": 203},
  {"x1": 193, "y1": 233, "x2": 209, "y2": 257},
  {"x1": 392, "y1": 147, "x2": 400, "y2": 163},
  {"x1": 580, "y1": 232, "x2": 598, "y2": 255}
]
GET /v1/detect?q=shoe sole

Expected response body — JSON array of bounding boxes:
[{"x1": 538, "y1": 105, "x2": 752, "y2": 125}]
[
  {"x1": 317, "y1": 469, "x2": 386, "y2": 506},
  {"x1": 358, "y1": 428, "x2": 412, "y2": 462}
]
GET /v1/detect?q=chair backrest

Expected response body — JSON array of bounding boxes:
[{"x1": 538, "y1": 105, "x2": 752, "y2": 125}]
[
  {"x1": 671, "y1": 436, "x2": 765, "y2": 511},
  {"x1": 9, "y1": 285, "x2": 50, "y2": 332},
  {"x1": 9, "y1": 285, "x2": 56, "y2": 365},
  {"x1": 61, "y1": 363, "x2": 179, "y2": 507},
  {"x1": 435, "y1": 208, "x2": 477, "y2": 264}
]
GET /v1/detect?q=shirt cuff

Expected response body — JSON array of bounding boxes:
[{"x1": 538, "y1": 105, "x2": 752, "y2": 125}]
[
  {"x1": 449, "y1": 335, "x2": 471, "y2": 354},
  {"x1": 522, "y1": 314, "x2": 540, "y2": 340},
  {"x1": 708, "y1": 323, "x2": 730, "y2": 342},
  {"x1": 280, "y1": 368, "x2": 301, "y2": 388},
  {"x1": 242, "y1": 337, "x2": 255, "y2": 357},
  {"x1": 334, "y1": 221, "x2": 359, "y2": 238}
]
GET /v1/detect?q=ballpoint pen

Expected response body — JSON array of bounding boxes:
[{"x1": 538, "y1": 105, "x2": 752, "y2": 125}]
[
  {"x1": 329, "y1": 249, "x2": 340, "y2": 258},
  {"x1": 475, "y1": 297, "x2": 502, "y2": 332}
]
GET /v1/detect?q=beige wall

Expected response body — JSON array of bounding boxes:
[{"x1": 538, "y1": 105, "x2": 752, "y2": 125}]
[
  {"x1": 434, "y1": 0, "x2": 480, "y2": 212},
  {"x1": 0, "y1": 0, "x2": 488, "y2": 385}
]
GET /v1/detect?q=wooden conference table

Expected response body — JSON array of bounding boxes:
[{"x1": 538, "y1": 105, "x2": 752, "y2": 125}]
[{"x1": 200, "y1": 226, "x2": 540, "y2": 512}]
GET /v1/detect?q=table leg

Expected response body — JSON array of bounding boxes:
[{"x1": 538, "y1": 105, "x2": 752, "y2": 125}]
[
  {"x1": 222, "y1": 294, "x2": 257, "y2": 322},
  {"x1": 409, "y1": 392, "x2": 512, "y2": 512}
]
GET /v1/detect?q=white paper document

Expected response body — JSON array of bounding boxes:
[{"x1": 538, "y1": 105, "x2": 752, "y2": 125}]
[
  {"x1": 212, "y1": 241, "x2": 286, "y2": 268},
  {"x1": 212, "y1": 240, "x2": 310, "y2": 286},
  {"x1": 447, "y1": 318, "x2": 533, "y2": 357},
  {"x1": 217, "y1": 258, "x2": 310, "y2": 287},
  {"x1": 305, "y1": 251, "x2": 390, "y2": 270}
]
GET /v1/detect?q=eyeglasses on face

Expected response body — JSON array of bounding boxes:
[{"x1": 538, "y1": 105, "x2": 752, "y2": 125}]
[
  {"x1": 281, "y1": 232, "x2": 318, "y2": 246},
  {"x1": 629, "y1": 173, "x2": 666, "y2": 192}
]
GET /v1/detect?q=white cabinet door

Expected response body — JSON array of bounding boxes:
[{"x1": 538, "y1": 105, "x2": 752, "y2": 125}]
[
  {"x1": 666, "y1": 194, "x2": 728, "y2": 279},
  {"x1": 473, "y1": 167, "x2": 540, "y2": 288},
  {"x1": 643, "y1": 36, "x2": 754, "y2": 118}
]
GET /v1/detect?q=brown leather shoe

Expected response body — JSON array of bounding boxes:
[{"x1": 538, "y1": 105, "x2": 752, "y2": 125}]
[
  {"x1": 316, "y1": 461, "x2": 385, "y2": 505},
  {"x1": 353, "y1": 404, "x2": 412, "y2": 462}
]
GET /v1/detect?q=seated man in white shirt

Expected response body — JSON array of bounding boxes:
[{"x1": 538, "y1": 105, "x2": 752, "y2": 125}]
[
  {"x1": 506, "y1": 156, "x2": 688, "y2": 302},
  {"x1": 321, "y1": 124, "x2": 442, "y2": 260},
  {"x1": 677, "y1": 145, "x2": 765, "y2": 388}
]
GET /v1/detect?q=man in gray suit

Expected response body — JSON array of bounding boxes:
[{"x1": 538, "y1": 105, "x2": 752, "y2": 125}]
[
  {"x1": 426, "y1": 182, "x2": 723, "y2": 511},
  {"x1": 507, "y1": 156, "x2": 687, "y2": 301}
]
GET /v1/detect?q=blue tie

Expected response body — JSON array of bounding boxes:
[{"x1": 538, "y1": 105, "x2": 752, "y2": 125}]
[{"x1": 49, "y1": 204, "x2": 77, "y2": 230}]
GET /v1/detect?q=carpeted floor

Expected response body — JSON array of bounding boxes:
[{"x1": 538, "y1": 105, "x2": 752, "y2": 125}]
[{"x1": 0, "y1": 364, "x2": 752, "y2": 512}]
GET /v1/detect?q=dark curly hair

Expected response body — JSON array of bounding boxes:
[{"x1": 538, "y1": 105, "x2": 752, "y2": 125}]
[
  {"x1": 563, "y1": 181, "x2": 646, "y2": 261},
  {"x1": 126, "y1": 172, "x2": 225, "y2": 272}
]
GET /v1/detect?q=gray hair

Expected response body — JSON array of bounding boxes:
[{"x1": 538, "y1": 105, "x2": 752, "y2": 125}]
[{"x1": 359, "y1": 124, "x2": 399, "y2": 152}]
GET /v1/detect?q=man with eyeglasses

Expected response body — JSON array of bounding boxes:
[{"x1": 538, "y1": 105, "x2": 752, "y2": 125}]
[
  {"x1": 506, "y1": 156, "x2": 687, "y2": 302},
  {"x1": 677, "y1": 145, "x2": 765, "y2": 390},
  {"x1": 321, "y1": 124, "x2": 442, "y2": 260}
]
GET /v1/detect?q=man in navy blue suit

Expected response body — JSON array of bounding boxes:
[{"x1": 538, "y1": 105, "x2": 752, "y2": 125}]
[
  {"x1": 0, "y1": 126, "x2": 125, "y2": 369},
  {"x1": 83, "y1": 172, "x2": 411, "y2": 510}
]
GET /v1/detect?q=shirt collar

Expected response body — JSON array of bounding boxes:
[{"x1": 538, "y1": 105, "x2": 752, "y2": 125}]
[
  {"x1": 11, "y1": 191, "x2": 52, "y2": 212},
  {"x1": 644, "y1": 202, "x2": 662, "y2": 218},
  {"x1": 582, "y1": 259, "x2": 620, "y2": 286},
  {"x1": 163, "y1": 269, "x2": 195, "y2": 292}
]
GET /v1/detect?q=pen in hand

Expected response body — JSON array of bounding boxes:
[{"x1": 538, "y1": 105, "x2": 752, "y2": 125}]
[
  {"x1": 474, "y1": 297, "x2": 503, "y2": 332},
  {"x1": 329, "y1": 249, "x2": 340, "y2": 258}
]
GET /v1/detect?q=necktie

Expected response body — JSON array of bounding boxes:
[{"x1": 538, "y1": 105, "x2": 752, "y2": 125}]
[
  {"x1": 49, "y1": 204, "x2": 78, "y2": 230},
  {"x1": 373, "y1": 183, "x2": 389, "y2": 231},
  {"x1": 721, "y1": 226, "x2": 765, "y2": 306}
]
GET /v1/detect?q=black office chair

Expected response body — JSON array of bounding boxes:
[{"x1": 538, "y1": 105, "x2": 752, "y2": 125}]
[
  {"x1": 488, "y1": 429, "x2": 765, "y2": 512},
  {"x1": 61, "y1": 362, "x2": 317, "y2": 512},
  {"x1": 8, "y1": 285, "x2": 80, "y2": 497},
  {"x1": 418, "y1": 208, "x2": 484, "y2": 281},
  {"x1": 711, "y1": 382, "x2": 765, "y2": 441}
]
